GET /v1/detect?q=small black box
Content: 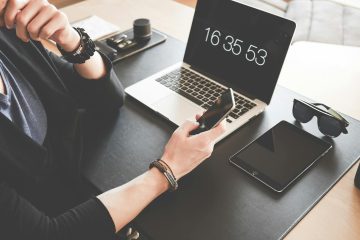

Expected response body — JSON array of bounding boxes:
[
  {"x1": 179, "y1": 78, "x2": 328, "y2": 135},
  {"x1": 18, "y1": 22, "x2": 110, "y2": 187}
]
[
  {"x1": 355, "y1": 163, "x2": 360, "y2": 189},
  {"x1": 95, "y1": 28, "x2": 167, "y2": 64}
]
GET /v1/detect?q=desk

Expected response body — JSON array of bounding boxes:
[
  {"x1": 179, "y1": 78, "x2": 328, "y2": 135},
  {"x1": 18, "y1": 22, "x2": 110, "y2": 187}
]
[
  {"x1": 278, "y1": 42, "x2": 360, "y2": 240},
  {"x1": 61, "y1": 1, "x2": 360, "y2": 239}
]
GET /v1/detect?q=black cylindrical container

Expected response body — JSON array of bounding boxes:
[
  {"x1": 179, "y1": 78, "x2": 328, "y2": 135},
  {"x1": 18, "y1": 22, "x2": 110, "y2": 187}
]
[{"x1": 133, "y1": 18, "x2": 152, "y2": 42}]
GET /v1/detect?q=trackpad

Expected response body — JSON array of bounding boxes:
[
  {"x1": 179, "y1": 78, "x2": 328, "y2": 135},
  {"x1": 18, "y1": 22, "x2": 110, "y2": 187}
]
[{"x1": 151, "y1": 94, "x2": 203, "y2": 125}]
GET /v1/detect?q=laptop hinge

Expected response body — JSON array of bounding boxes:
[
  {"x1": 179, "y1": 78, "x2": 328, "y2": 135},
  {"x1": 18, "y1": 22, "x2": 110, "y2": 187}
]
[{"x1": 183, "y1": 63, "x2": 191, "y2": 68}]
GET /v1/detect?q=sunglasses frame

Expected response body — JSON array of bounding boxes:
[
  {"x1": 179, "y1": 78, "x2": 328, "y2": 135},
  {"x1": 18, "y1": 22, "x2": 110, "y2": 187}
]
[{"x1": 293, "y1": 99, "x2": 349, "y2": 136}]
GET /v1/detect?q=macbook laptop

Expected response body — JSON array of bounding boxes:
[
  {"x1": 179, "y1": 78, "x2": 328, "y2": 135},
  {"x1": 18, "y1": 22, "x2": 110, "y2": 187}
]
[{"x1": 125, "y1": 0, "x2": 296, "y2": 141}]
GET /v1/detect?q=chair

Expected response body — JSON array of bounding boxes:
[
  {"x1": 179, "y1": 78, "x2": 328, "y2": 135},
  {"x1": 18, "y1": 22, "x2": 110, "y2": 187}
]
[{"x1": 228, "y1": 0, "x2": 360, "y2": 47}]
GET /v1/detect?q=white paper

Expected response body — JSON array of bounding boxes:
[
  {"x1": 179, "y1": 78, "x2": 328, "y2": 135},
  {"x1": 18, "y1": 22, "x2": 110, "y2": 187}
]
[{"x1": 71, "y1": 15, "x2": 120, "y2": 40}]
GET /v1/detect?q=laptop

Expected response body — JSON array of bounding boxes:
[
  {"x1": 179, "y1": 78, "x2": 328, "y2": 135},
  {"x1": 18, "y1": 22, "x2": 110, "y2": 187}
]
[{"x1": 125, "y1": 0, "x2": 296, "y2": 141}]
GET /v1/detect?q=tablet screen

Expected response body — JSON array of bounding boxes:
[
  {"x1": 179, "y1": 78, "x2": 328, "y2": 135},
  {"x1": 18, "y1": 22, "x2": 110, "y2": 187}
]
[{"x1": 230, "y1": 121, "x2": 332, "y2": 192}]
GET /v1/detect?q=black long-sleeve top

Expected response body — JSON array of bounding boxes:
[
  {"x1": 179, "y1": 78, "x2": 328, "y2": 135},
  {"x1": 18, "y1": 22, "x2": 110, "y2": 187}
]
[
  {"x1": 0, "y1": 28, "x2": 124, "y2": 239},
  {"x1": 0, "y1": 183, "x2": 116, "y2": 239}
]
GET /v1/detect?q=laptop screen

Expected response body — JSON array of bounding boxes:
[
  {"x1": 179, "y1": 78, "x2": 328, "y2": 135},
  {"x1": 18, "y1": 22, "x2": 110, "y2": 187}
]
[{"x1": 184, "y1": 0, "x2": 296, "y2": 104}]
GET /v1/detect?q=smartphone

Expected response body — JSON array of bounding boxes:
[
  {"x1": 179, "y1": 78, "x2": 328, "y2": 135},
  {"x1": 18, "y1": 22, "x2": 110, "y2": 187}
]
[{"x1": 190, "y1": 88, "x2": 235, "y2": 135}]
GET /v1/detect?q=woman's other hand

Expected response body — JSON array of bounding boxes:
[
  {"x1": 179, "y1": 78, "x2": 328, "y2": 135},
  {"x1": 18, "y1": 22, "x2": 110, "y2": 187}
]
[
  {"x1": 161, "y1": 119, "x2": 226, "y2": 179},
  {"x1": 1, "y1": 0, "x2": 80, "y2": 52}
]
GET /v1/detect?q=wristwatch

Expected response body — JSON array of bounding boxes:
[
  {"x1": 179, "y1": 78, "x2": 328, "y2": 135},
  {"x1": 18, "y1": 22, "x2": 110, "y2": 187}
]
[{"x1": 57, "y1": 27, "x2": 96, "y2": 64}]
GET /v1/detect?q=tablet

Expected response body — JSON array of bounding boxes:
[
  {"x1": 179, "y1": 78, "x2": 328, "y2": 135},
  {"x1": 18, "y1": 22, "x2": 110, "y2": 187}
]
[{"x1": 229, "y1": 121, "x2": 332, "y2": 192}]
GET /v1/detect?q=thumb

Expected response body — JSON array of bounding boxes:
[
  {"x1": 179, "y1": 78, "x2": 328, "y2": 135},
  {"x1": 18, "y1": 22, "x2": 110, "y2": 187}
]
[
  {"x1": 178, "y1": 120, "x2": 199, "y2": 134},
  {"x1": 0, "y1": 1, "x2": 6, "y2": 27},
  {"x1": 0, "y1": 0, "x2": 6, "y2": 15},
  {"x1": 4, "y1": 0, "x2": 28, "y2": 29},
  {"x1": 195, "y1": 111, "x2": 205, "y2": 121},
  {"x1": 199, "y1": 120, "x2": 227, "y2": 140}
]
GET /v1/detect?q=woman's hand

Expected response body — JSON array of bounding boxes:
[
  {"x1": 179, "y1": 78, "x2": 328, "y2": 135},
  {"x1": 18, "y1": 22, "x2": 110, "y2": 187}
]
[
  {"x1": 161, "y1": 119, "x2": 226, "y2": 180},
  {"x1": 0, "y1": 1, "x2": 5, "y2": 27},
  {"x1": 0, "y1": 0, "x2": 107, "y2": 79},
  {"x1": 98, "y1": 117, "x2": 226, "y2": 233},
  {"x1": 0, "y1": 0, "x2": 80, "y2": 52}
]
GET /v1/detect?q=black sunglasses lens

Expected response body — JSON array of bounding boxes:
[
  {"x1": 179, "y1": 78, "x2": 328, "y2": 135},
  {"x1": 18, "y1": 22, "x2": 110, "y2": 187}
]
[
  {"x1": 293, "y1": 101, "x2": 313, "y2": 123},
  {"x1": 318, "y1": 115, "x2": 342, "y2": 137}
]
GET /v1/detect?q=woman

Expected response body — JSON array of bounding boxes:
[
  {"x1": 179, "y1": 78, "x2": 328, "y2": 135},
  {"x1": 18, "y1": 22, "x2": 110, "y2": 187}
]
[{"x1": 0, "y1": 0, "x2": 225, "y2": 239}]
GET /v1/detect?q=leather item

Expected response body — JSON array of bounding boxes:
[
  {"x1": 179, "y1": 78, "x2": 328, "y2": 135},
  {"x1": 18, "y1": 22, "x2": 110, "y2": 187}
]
[
  {"x1": 149, "y1": 160, "x2": 178, "y2": 191},
  {"x1": 57, "y1": 27, "x2": 96, "y2": 64}
]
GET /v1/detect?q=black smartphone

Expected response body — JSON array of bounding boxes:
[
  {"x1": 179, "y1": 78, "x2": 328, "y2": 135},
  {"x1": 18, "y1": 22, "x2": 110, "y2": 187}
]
[
  {"x1": 229, "y1": 121, "x2": 332, "y2": 192},
  {"x1": 190, "y1": 88, "x2": 235, "y2": 135}
]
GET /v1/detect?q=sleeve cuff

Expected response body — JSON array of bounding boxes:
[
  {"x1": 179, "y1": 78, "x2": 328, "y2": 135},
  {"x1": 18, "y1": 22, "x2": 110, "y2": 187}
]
[
  {"x1": 91, "y1": 197, "x2": 116, "y2": 232},
  {"x1": 73, "y1": 197, "x2": 117, "y2": 239},
  {"x1": 67, "y1": 51, "x2": 125, "y2": 110},
  {"x1": 72, "y1": 51, "x2": 113, "y2": 82}
]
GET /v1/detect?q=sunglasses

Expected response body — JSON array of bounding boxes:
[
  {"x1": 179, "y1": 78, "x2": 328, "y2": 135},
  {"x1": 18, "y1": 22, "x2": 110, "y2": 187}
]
[{"x1": 292, "y1": 99, "x2": 349, "y2": 137}]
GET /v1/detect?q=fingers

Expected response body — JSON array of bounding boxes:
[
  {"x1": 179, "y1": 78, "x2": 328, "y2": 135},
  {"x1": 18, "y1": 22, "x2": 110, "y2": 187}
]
[
  {"x1": 188, "y1": 121, "x2": 226, "y2": 160},
  {"x1": 0, "y1": 0, "x2": 8, "y2": 27},
  {"x1": 193, "y1": 120, "x2": 227, "y2": 141},
  {"x1": 27, "y1": 3, "x2": 56, "y2": 40},
  {"x1": 0, "y1": 0, "x2": 7, "y2": 18},
  {"x1": 3, "y1": 1, "x2": 66, "y2": 43},
  {"x1": 4, "y1": 0, "x2": 28, "y2": 29},
  {"x1": 15, "y1": 0, "x2": 44, "y2": 41},
  {"x1": 162, "y1": 119, "x2": 226, "y2": 179},
  {"x1": 38, "y1": 9, "x2": 66, "y2": 40},
  {"x1": 178, "y1": 120, "x2": 199, "y2": 134},
  {"x1": 195, "y1": 113, "x2": 202, "y2": 121},
  {"x1": 205, "y1": 120, "x2": 227, "y2": 139}
]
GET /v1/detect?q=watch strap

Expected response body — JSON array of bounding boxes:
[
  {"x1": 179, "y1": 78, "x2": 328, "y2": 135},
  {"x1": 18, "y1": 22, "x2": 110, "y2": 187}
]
[
  {"x1": 57, "y1": 27, "x2": 96, "y2": 64},
  {"x1": 149, "y1": 160, "x2": 178, "y2": 191}
]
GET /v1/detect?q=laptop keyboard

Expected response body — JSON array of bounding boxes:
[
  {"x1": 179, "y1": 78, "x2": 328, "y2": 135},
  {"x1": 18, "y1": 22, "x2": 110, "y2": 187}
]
[{"x1": 155, "y1": 67, "x2": 257, "y2": 123}]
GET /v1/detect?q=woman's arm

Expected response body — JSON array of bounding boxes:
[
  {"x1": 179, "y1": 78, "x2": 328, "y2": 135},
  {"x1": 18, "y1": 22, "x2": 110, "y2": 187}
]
[
  {"x1": 56, "y1": 28, "x2": 108, "y2": 80},
  {"x1": 98, "y1": 120, "x2": 226, "y2": 232},
  {"x1": 0, "y1": 182, "x2": 116, "y2": 240},
  {"x1": 1, "y1": 0, "x2": 107, "y2": 80},
  {"x1": 98, "y1": 168, "x2": 169, "y2": 232},
  {"x1": 1, "y1": 0, "x2": 227, "y2": 235},
  {"x1": 0, "y1": 120, "x2": 225, "y2": 239},
  {"x1": 1, "y1": 1, "x2": 126, "y2": 110}
]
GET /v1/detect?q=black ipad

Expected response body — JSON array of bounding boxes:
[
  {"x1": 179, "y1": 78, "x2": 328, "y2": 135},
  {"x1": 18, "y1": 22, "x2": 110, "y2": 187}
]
[{"x1": 229, "y1": 121, "x2": 332, "y2": 192}]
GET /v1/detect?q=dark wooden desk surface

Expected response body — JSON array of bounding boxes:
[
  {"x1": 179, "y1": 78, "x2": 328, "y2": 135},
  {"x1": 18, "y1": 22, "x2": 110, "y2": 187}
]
[
  {"x1": 58, "y1": 1, "x2": 360, "y2": 238},
  {"x1": 81, "y1": 36, "x2": 360, "y2": 240}
]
